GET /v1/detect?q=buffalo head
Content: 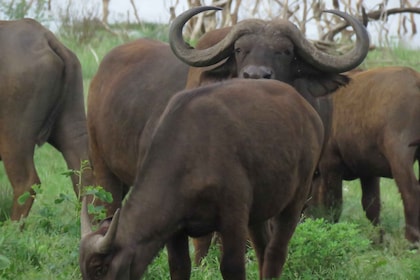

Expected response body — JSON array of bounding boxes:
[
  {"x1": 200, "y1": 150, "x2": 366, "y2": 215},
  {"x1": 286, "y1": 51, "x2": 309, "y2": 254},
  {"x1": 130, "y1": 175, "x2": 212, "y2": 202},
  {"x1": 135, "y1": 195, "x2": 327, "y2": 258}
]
[
  {"x1": 170, "y1": 6, "x2": 370, "y2": 98},
  {"x1": 79, "y1": 198, "x2": 121, "y2": 279}
]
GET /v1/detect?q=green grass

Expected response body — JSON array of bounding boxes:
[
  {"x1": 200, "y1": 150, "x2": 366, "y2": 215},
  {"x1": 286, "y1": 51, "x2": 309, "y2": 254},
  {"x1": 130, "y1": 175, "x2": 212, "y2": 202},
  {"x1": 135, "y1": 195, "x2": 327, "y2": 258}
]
[
  {"x1": 363, "y1": 46, "x2": 420, "y2": 72},
  {"x1": 1, "y1": 21, "x2": 420, "y2": 279}
]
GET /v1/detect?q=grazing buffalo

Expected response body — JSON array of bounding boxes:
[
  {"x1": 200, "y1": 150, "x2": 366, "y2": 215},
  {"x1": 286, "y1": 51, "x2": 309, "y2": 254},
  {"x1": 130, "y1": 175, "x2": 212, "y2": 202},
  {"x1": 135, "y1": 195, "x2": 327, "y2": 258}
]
[
  {"x1": 0, "y1": 19, "x2": 93, "y2": 220},
  {"x1": 309, "y1": 66, "x2": 420, "y2": 243},
  {"x1": 80, "y1": 79, "x2": 325, "y2": 280},
  {"x1": 83, "y1": 5, "x2": 369, "y2": 270}
]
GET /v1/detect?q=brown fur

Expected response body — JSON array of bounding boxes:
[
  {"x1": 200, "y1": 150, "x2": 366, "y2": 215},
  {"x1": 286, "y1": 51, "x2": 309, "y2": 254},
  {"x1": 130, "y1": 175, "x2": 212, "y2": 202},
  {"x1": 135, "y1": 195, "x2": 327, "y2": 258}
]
[
  {"x1": 308, "y1": 66, "x2": 420, "y2": 242},
  {"x1": 0, "y1": 18, "x2": 93, "y2": 220},
  {"x1": 87, "y1": 38, "x2": 189, "y2": 214},
  {"x1": 80, "y1": 79, "x2": 324, "y2": 279}
]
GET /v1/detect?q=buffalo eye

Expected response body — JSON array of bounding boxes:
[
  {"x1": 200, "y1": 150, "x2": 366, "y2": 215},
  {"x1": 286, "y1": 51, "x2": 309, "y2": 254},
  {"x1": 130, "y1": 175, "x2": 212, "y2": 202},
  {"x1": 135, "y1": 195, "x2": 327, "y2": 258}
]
[
  {"x1": 95, "y1": 267, "x2": 105, "y2": 279},
  {"x1": 234, "y1": 47, "x2": 241, "y2": 54},
  {"x1": 92, "y1": 264, "x2": 108, "y2": 280},
  {"x1": 313, "y1": 168, "x2": 320, "y2": 178}
]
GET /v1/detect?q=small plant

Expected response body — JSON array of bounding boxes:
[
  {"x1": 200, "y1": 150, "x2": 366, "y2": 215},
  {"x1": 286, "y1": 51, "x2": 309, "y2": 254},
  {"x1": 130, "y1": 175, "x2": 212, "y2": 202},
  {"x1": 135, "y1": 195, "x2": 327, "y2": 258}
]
[
  {"x1": 17, "y1": 160, "x2": 113, "y2": 226},
  {"x1": 283, "y1": 218, "x2": 371, "y2": 279},
  {"x1": 81, "y1": 185, "x2": 113, "y2": 222},
  {"x1": 62, "y1": 160, "x2": 113, "y2": 222}
]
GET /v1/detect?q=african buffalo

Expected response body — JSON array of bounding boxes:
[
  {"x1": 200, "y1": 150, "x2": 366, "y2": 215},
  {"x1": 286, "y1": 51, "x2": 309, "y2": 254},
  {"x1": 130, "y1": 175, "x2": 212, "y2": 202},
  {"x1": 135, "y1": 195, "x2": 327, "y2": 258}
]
[
  {"x1": 80, "y1": 78, "x2": 325, "y2": 280},
  {"x1": 309, "y1": 66, "x2": 420, "y2": 243},
  {"x1": 0, "y1": 18, "x2": 93, "y2": 220},
  {"x1": 83, "y1": 5, "x2": 369, "y2": 271}
]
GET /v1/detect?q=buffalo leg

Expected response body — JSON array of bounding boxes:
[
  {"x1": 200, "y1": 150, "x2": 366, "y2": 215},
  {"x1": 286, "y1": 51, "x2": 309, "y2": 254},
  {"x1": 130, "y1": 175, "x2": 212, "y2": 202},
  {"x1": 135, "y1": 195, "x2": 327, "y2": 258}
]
[
  {"x1": 317, "y1": 168, "x2": 344, "y2": 223},
  {"x1": 166, "y1": 231, "x2": 191, "y2": 280},
  {"x1": 2, "y1": 145, "x2": 39, "y2": 220},
  {"x1": 193, "y1": 233, "x2": 214, "y2": 265},
  {"x1": 391, "y1": 165, "x2": 420, "y2": 242},
  {"x1": 248, "y1": 221, "x2": 270, "y2": 279},
  {"x1": 219, "y1": 213, "x2": 248, "y2": 280},
  {"x1": 310, "y1": 153, "x2": 344, "y2": 222},
  {"x1": 48, "y1": 119, "x2": 94, "y2": 197},
  {"x1": 86, "y1": 135, "x2": 125, "y2": 216},
  {"x1": 260, "y1": 204, "x2": 302, "y2": 278},
  {"x1": 360, "y1": 176, "x2": 381, "y2": 225},
  {"x1": 360, "y1": 176, "x2": 384, "y2": 243},
  {"x1": 385, "y1": 144, "x2": 420, "y2": 242}
]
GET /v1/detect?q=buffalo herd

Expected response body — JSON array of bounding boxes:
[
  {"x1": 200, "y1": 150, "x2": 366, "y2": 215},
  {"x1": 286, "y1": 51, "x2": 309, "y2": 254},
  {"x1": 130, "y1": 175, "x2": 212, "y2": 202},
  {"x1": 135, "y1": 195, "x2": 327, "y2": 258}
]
[{"x1": 1, "y1": 5, "x2": 420, "y2": 280}]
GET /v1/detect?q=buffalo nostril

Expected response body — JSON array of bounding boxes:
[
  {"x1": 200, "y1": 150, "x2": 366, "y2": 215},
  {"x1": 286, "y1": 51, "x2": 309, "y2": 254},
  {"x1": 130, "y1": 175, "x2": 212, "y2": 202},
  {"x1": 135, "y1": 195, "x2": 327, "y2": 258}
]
[{"x1": 242, "y1": 66, "x2": 273, "y2": 79}]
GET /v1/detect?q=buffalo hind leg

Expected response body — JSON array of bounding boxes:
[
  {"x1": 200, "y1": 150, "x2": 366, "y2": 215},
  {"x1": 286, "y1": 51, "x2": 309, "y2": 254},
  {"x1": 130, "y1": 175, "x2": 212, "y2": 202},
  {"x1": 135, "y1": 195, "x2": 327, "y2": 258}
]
[
  {"x1": 260, "y1": 205, "x2": 302, "y2": 278},
  {"x1": 48, "y1": 119, "x2": 94, "y2": 197},
  {"x1": 318, "y1": 169, "x2": 344, "y2": 223},
  {"x1": 166, "y1": 231, "x2": 191, "y2": 280},
  {"x1": 385, "y1": 145, "x2": 420, "y2": 242},
  {"x1": 311, "y1": 155, "x2": 345, "y2": 223},
  {"x1": 2, "y1": 146, "x2": 40, "y2": 220},
  {"x1": 85, "y1": 134, "x2": 126, "y2": 217},
  {"x1": 219, "y1": 214, "x2": 248, "y2": 279},
  {"x1": 248, "y1": 221, "x2": 270, "y2": 279}
]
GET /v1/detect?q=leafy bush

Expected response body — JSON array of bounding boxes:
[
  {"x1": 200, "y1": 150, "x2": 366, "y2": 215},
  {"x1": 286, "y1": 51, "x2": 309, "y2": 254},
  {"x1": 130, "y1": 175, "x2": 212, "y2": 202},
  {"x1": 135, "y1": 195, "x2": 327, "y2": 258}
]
[{"x1": 283, "y1": 218, "x2": 371, "y2": 279}]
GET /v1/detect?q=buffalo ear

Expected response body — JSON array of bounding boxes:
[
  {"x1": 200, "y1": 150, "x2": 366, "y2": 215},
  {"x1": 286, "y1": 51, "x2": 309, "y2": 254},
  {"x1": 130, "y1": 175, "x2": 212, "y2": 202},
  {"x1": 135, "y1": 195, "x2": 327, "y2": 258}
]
[
  {"x1": 291, "y1": 56, "x2": 351, "y2": 97},
  {"x1": 198, "y1": 56, "x2": 237, "y2": 86},
  {"x1": 185, "y1": 56, "x2": 236, "y2": 89},
  {"x1": 293, "y1": 73, "x2": 350, "y2": 97}
]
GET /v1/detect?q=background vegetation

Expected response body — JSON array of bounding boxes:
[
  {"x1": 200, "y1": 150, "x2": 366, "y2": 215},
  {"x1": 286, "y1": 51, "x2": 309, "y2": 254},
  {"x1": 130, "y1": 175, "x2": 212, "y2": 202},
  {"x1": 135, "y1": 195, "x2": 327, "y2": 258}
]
[{"x1": 1, "y1": 0, "x2": 420, "y2": 279}]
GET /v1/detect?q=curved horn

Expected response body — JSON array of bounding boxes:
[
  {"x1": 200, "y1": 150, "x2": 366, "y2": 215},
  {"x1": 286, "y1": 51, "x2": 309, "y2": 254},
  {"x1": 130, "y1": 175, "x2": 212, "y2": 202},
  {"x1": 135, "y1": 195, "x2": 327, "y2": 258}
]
[
  {"x1": 169, "y1": 6, "x2": 264, "y2": 67},
  {"x1": 291, "y1": 10, "x2": 370, "y2": 72},
  {"x1": 170, "y1": 7, "x2": 369, "y2": 73},
  {"x1": 81, "y1": 196, "x2": 93, "y2": 237},
  {"x1": 93, "y1": 208, "x2": 120, "y2": 254}
]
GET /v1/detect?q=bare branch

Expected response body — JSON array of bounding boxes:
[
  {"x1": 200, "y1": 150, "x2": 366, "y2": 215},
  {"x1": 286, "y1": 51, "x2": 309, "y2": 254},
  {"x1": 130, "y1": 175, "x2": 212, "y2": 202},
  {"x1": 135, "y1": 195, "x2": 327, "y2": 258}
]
[{"x1": 129, "y1": 0, "x2": 143, "y2": 27}]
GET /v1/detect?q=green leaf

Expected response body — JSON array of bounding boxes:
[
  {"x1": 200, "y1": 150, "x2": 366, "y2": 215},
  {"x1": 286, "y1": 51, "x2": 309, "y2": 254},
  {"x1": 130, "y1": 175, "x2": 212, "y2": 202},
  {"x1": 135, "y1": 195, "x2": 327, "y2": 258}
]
[
  {"x1": 17, "y1": 191, "x2": 31, "y2": 205},
  {"x1": 31, "y1": 184, "x2": 42, "y2": 194},
  {"x1": 54, "y1": 197, "x2": 65, "y2": 204},
  {"x1": 61, "y1": 170, "x2": 76, "y2": 177}
]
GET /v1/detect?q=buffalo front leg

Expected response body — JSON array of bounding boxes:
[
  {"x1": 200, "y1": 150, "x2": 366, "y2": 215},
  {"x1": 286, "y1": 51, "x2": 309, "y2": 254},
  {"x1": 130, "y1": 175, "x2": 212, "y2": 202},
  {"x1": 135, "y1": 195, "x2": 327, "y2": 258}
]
[
  {"x1": 166, "y1": 231, "x2": 191, "y2": 280},
  {"x1": 360, "y1": 176, "x2": 383, "y2": 243},
  {"x1": 360, "y1": 176, "x2": 381, "y2": 225}
]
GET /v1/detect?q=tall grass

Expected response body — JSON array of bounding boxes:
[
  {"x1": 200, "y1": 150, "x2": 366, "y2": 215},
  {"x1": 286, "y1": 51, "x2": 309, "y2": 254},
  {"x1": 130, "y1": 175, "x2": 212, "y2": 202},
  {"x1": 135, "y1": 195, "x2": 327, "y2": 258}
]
[{"x1": 1, "y1": 18, "x2": 420, "y2": 279}]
